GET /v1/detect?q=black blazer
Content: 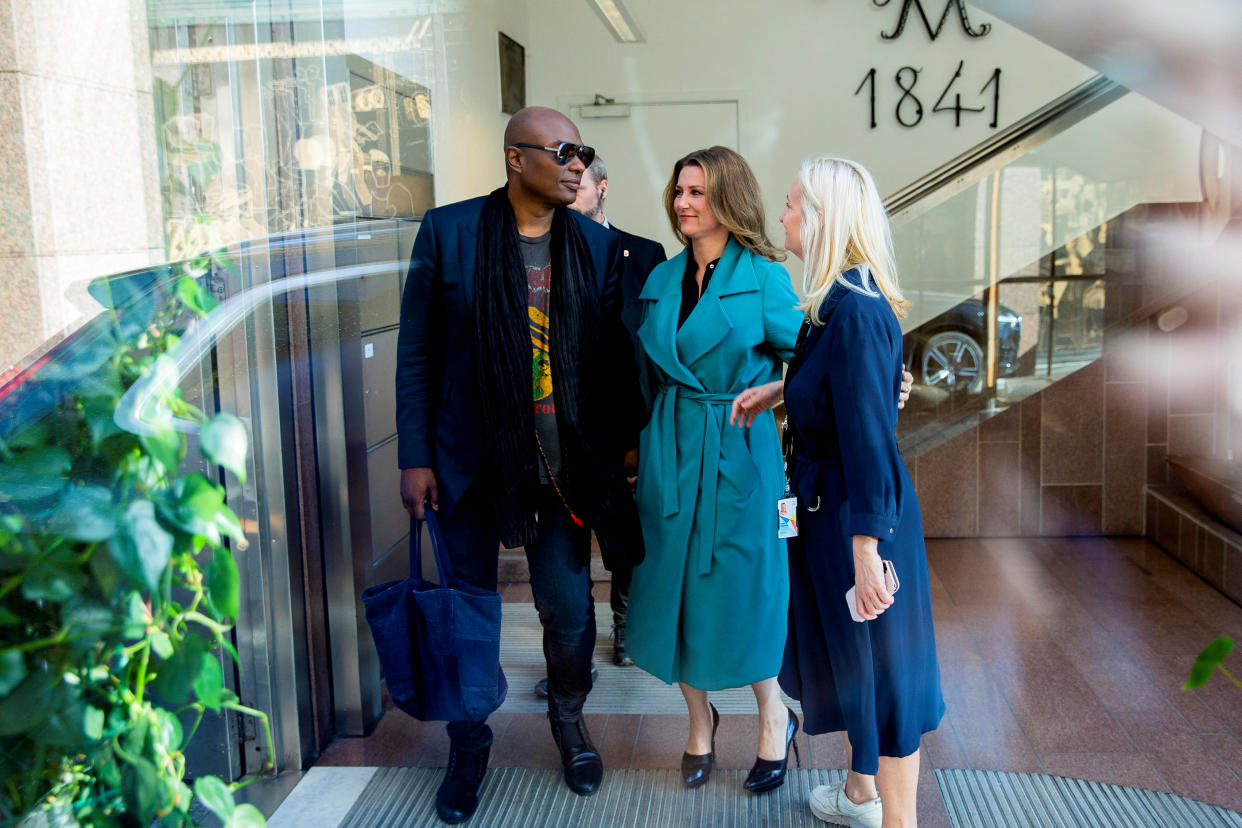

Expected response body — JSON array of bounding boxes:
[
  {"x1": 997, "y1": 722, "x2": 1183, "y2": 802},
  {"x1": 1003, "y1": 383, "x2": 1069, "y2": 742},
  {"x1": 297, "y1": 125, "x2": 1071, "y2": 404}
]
[
  {"x1": 396, "y1": 196, "x2": 644, "y2": 561},
  {"x1": 609, "y1": 224, "x2": 666, "y2": 423},
  {"x1": 609, "y1": 223, "x2": 667, "y2": 341}
]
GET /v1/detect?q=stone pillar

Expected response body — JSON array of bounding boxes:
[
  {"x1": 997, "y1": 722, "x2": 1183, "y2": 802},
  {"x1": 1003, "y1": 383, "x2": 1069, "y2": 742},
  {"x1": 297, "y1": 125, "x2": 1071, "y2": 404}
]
[{"x1": 0, "y1": 0, "x2": 163, "y2": 371}]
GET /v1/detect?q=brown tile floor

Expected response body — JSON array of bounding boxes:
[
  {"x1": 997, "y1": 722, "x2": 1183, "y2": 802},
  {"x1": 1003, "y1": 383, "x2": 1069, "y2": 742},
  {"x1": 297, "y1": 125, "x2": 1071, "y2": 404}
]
[{"x1": 319, "y1": 537, "x2": 1242, "y2": 822}]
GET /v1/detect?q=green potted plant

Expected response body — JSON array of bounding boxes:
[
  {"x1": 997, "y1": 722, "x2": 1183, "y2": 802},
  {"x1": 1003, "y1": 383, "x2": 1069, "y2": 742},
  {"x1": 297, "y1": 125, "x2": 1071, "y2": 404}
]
[{"x1": 0, "y1": 258, "x2": 271, "y2": 827}]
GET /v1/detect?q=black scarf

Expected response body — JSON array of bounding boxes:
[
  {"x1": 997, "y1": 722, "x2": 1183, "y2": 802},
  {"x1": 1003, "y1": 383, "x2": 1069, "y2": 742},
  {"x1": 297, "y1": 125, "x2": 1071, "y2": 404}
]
[{"x1": 473, "y1": 186, "x2": 600, "y2": 549}]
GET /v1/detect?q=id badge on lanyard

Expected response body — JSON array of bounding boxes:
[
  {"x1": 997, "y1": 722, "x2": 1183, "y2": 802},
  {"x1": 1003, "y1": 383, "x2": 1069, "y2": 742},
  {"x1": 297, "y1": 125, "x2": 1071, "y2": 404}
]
[{"x1": 778, "y1": 415, "x2": 798, "y2": 538}]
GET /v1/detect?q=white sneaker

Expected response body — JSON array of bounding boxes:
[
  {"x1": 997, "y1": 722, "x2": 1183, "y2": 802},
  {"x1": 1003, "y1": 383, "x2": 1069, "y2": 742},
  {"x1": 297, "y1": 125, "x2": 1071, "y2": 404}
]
[{"x1": 808, "y1": 780, "x2": 882, "y2": 828}]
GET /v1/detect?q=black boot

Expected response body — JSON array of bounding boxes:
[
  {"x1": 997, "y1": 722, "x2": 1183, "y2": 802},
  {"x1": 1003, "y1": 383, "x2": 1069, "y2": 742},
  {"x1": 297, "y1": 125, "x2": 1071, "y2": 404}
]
[
  {"x1": 549, "y1": 716, "x2": 603, "y2": 796},
  {"x1": 612, "y1": 624, "x2": 634, "y2": 667},
  {"x1": 436, "y1": 742, "x2": 489, "y2": 823},
  {"x1": 534, "y1": 665, "x2": 597, "y2": 698}
]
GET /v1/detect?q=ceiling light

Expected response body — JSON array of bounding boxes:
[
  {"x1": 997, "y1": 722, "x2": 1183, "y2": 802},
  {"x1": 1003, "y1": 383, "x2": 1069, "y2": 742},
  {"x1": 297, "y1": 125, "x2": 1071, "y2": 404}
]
[{"x1": 588, "y1": 0, "x2": 644, "y2": 43}]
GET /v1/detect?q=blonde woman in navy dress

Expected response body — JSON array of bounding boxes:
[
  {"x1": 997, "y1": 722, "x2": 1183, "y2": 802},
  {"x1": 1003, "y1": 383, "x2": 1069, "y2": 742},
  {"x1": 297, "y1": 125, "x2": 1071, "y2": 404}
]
[{"x1": 771, "y1": 156, "x2": 943, "y2": 827}]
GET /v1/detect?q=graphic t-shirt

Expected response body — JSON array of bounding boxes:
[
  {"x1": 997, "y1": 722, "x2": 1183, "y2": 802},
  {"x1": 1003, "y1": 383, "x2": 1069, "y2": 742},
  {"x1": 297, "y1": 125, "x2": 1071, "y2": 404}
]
[{"x1": 521, "y1": 231, "x2": 561, "y2": 484}]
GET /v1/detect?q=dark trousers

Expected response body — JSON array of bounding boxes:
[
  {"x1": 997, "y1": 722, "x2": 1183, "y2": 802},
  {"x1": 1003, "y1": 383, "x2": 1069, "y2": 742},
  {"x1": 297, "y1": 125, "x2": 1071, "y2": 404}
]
[
  {"x1": 609, "y1": 560, "x2": 631, "y2": 628},
  {"x1": 440, "y1": 484, "x2": 595, "y2": 751}
]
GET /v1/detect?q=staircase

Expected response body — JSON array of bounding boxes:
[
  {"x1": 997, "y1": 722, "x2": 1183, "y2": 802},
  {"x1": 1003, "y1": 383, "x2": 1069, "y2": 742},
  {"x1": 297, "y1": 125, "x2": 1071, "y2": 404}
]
[{"x1": 878, "y1": 74, "x2": 1236, "y2": 539}]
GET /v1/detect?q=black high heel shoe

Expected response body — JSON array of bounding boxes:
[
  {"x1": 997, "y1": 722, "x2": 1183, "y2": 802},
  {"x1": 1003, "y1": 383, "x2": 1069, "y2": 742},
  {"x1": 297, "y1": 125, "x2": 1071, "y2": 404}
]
[
  {"x1": 681, "y1": 702, "x2": 720, "y2": 788},
  {"x1": 742, "y1": 706, "x2": 800, "y2": 793}
]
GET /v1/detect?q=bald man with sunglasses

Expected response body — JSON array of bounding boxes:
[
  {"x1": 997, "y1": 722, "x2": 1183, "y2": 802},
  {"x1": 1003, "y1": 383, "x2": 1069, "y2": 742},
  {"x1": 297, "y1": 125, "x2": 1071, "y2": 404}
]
[{"x1": 396, "y1": 107, "x2": 644, "y2": 824}]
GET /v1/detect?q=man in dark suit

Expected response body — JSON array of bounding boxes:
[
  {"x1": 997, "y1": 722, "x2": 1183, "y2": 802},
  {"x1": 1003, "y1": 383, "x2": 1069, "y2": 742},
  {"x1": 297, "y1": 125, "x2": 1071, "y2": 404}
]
[
  {"x1": 568, "y1": 156, "x2": 665, "y2": 666},
  {"x1": 396, "y1": 107, "x2": 644, "y2": 824}
]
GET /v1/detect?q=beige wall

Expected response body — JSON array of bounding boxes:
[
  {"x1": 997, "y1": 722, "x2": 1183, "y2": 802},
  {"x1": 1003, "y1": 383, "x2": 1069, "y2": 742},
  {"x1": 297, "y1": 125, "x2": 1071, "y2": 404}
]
[
  {"x1": 0, "y1": 0, "x2": 163, "y2": 372},
  {"x1": 525, "y1": 0, "x2": 1097, "y2": 256},
  {"x1": 428, "y1": 0, "x2": 530, "y2": 206}
]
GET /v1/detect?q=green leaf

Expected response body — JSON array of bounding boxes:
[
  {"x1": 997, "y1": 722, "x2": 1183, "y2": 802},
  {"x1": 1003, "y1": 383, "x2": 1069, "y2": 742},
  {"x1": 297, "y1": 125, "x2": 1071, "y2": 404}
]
[
  {"x1": 176, "y1": 276, "x2": 203, "y2": 314},
  {"x1": 82, "y1": 396, "x2": 123, "y2": 445},
  {"x1": 154, "y1": 708, "x2": 183, "y2": 752},
  {"x1": 11, "y1": 446, "x2": 72, "y2": 476},
  {"x1": 64, "y1": 601, "x2": 116, "y2": 641},
  {"x1": 0, "y1": 671, "x2": 55, "y2": 736},
  {"x1": 22, "y1": 560, "x2": 81, "y2": 602},
  {"x1": 88, "y1": 270, "x2": 160, "y2": 342},
  {"x1": 173, "y1": 780, "x2": 194, "y2": 816},
  {"x1": 201, "y1": 414, "x2": 249, "y2": 483},
  {"x1": 175, "y1": 276, "x2": 217, "y2": 316},
  {"x1": 151, "y1": 635, "x2": 206, "y2": 704},
  {"x1": 181, "y1": 473, "x2": 225, "y2": 517},
  {"x1": 121, "y1": 756, "x2": 164, "y2": 824},
  {"x1": 76, "y1": 358, "x2": 124, "y2": 399},
  {"x1": 37, "y1": 699, "x2": 90, "y2": 747},
  {"x1": 193, "y1": 775, "x2": 235, "y2": 821},
  {"x1": 221, "y1": 637, "x2": 241, "y2": 666},
  {"x1": 0, "y1": 606, "x2": 19, "y2": 625},
  {"x1": 162, "y1": 473, "x2": 225, "y2": 539},
  {"x1": 123, "y1": 592, "x2": 151, "y2": 639},
  {"x1": 140, "y1": 426, "x2": 184, "y2": 476},
  {"x1": 84, "y1": 705, "x2": 105, "y2": 740},
  {"x1": 0, "y1": 446, "x2": 72, "y2": 503},
  {"x1": 214, "y1": 505, "x2": 247, "y2": 548},
  {"x1": 151, "y1": 631, "x2": 174, "y2": 660},
  {"x1": 193, "y1": 653, "x2": 224, "y2": 711},
  {"x1": 88, "y1": 268, "x2": 158, "y2": 312},
  {"x1": 119, "y1": 716, "x2": 150, "y2": 758},
  {"x1": 1184, "y1": 636, "x2": 1235, "y2": 690},
  {"x1": 226, "y1": 803, "x2": 266, "y2": 828},
  {"x1": 0, "y1": 650, "x2": 26, "y2": 695},
  {"x1": 108, "y1": 500, "x2": 174, "y2": 591},
  {"x1": 48, "y1": 485, "x2": 118, "y2": 541},
  {"x1": 6, "y1": 420, "x2": 50, "y2": 450},
  {"x1": 207, "y1": 549, "x2": 240, "y2": 620},
  {"x1": 89, "y1": 548, "x2": 131, "y2": 607}
]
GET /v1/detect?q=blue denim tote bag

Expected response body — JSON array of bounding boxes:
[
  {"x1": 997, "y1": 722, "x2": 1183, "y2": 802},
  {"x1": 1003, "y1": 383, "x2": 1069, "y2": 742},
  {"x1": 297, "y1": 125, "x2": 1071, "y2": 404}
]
[{"x1": 361, "y1": 512, "x2": 507, "y2": 721}]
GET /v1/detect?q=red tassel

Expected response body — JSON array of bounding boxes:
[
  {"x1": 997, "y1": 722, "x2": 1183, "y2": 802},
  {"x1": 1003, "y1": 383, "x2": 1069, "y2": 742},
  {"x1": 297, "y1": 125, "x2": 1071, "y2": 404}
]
[{"x1": 571, "y1": 514, "x2": 584, "y2": 527}]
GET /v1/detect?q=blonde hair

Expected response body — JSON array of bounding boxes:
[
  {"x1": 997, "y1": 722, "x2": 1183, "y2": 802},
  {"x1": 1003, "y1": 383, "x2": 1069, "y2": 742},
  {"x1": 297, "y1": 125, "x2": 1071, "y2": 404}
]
[
  {"x1": 795, "y1": 155, "x2": 910, "y2": 323},
  {"x1": 663, "y1": 147, "x2": 785, "y2": 262}
]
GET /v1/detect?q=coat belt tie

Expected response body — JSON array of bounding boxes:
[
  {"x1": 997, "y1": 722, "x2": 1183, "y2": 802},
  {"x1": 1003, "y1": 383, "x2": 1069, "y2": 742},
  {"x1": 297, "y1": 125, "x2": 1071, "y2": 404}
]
[{"x1": 651, "y1": 384, "x2": 738, "y2": 576}]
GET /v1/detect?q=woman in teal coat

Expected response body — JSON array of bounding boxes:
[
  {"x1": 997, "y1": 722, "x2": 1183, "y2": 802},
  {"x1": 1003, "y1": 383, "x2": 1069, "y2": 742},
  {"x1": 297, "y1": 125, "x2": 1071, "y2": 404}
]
[{"x1": 626, "y1": 147, "x2": 804, "y2": 793}]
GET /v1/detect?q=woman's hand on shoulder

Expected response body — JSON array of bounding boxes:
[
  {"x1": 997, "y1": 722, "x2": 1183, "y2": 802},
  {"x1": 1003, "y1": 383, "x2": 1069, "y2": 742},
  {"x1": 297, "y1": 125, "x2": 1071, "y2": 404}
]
[
  {"x1": 852, "y1": 535, "x2": 893, "y2": 620},
  {"x1": 730, "y1": 380, "x2": 784, "y2": 427},
  {"x1": 898, "y1": 367, "x2": 913, "y2": 409}
]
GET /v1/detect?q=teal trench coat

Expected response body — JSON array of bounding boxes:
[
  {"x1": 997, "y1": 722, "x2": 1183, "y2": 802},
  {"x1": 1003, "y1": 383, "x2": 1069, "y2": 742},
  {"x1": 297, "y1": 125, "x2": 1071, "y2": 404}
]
[{"x1": 626, "y1": 238, "x2": 803, "y2": 690}]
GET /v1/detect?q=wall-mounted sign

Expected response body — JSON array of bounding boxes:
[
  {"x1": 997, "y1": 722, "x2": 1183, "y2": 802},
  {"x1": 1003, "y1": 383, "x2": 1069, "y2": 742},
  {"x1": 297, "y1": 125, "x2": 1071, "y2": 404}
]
[
  {"x1": 861, "y1": 0, "x2": 1001, "y2": 130},
  {"x1": 872, "y1": 0, "x2": 991, "y2": 40},
  {"x1": 856, "y1": 61, "x2": 1001, "y2": 129}
]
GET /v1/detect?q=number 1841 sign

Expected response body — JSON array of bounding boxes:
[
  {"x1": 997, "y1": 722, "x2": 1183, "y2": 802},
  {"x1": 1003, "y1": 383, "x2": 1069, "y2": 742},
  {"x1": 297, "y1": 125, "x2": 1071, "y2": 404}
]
[
  {"x1": 862, "y1": 0, "x2": 1002, "y2": 130},
  {"x1": 856, "y1": 61, "x2": 1001, "y2": 129}
]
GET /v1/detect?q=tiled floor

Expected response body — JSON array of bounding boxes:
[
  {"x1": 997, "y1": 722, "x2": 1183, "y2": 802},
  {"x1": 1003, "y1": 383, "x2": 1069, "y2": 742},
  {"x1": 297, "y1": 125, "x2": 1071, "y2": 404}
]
[{"x1": 319, "y1": 537, "x2": 1242, "y2": 824}]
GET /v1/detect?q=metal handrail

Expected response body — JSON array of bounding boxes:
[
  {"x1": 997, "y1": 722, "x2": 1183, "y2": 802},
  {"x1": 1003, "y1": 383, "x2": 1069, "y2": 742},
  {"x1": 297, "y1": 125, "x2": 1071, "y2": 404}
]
[{"x1": 884, "y1": 75, "x2": 1128, "y2": 222}]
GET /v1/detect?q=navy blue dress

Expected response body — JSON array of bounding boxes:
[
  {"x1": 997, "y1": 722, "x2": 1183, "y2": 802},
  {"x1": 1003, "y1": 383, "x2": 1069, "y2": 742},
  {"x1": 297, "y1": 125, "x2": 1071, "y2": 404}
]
[{"x1": 777, "y1": 268, "x2": 944, "y2": 775}]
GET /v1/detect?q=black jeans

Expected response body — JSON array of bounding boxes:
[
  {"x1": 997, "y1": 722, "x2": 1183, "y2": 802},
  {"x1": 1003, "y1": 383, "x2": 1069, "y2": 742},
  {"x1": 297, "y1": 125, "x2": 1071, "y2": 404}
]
[{"x1": 440, "y1": 484, "x2": 595, "y2": 750}]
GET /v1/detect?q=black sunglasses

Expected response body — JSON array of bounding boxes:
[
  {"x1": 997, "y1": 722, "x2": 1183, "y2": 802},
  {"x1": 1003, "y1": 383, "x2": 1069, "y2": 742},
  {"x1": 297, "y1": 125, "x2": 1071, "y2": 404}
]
[{"x1": 510, "y1": 141, "x2": 596, "y2": 167}]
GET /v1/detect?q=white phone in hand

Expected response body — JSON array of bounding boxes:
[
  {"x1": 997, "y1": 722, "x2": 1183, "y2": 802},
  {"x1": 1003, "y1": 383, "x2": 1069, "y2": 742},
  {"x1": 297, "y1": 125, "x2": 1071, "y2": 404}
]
[{"x1": 845, "y1": 560, "x2": 900, "y2": 623}]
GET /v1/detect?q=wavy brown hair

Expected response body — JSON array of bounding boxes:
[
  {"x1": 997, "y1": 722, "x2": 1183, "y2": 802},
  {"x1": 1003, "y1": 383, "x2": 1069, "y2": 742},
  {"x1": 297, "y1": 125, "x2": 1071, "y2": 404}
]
[{"x1": 662, "y1": 146, "x2": 785, "y2": 262}]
